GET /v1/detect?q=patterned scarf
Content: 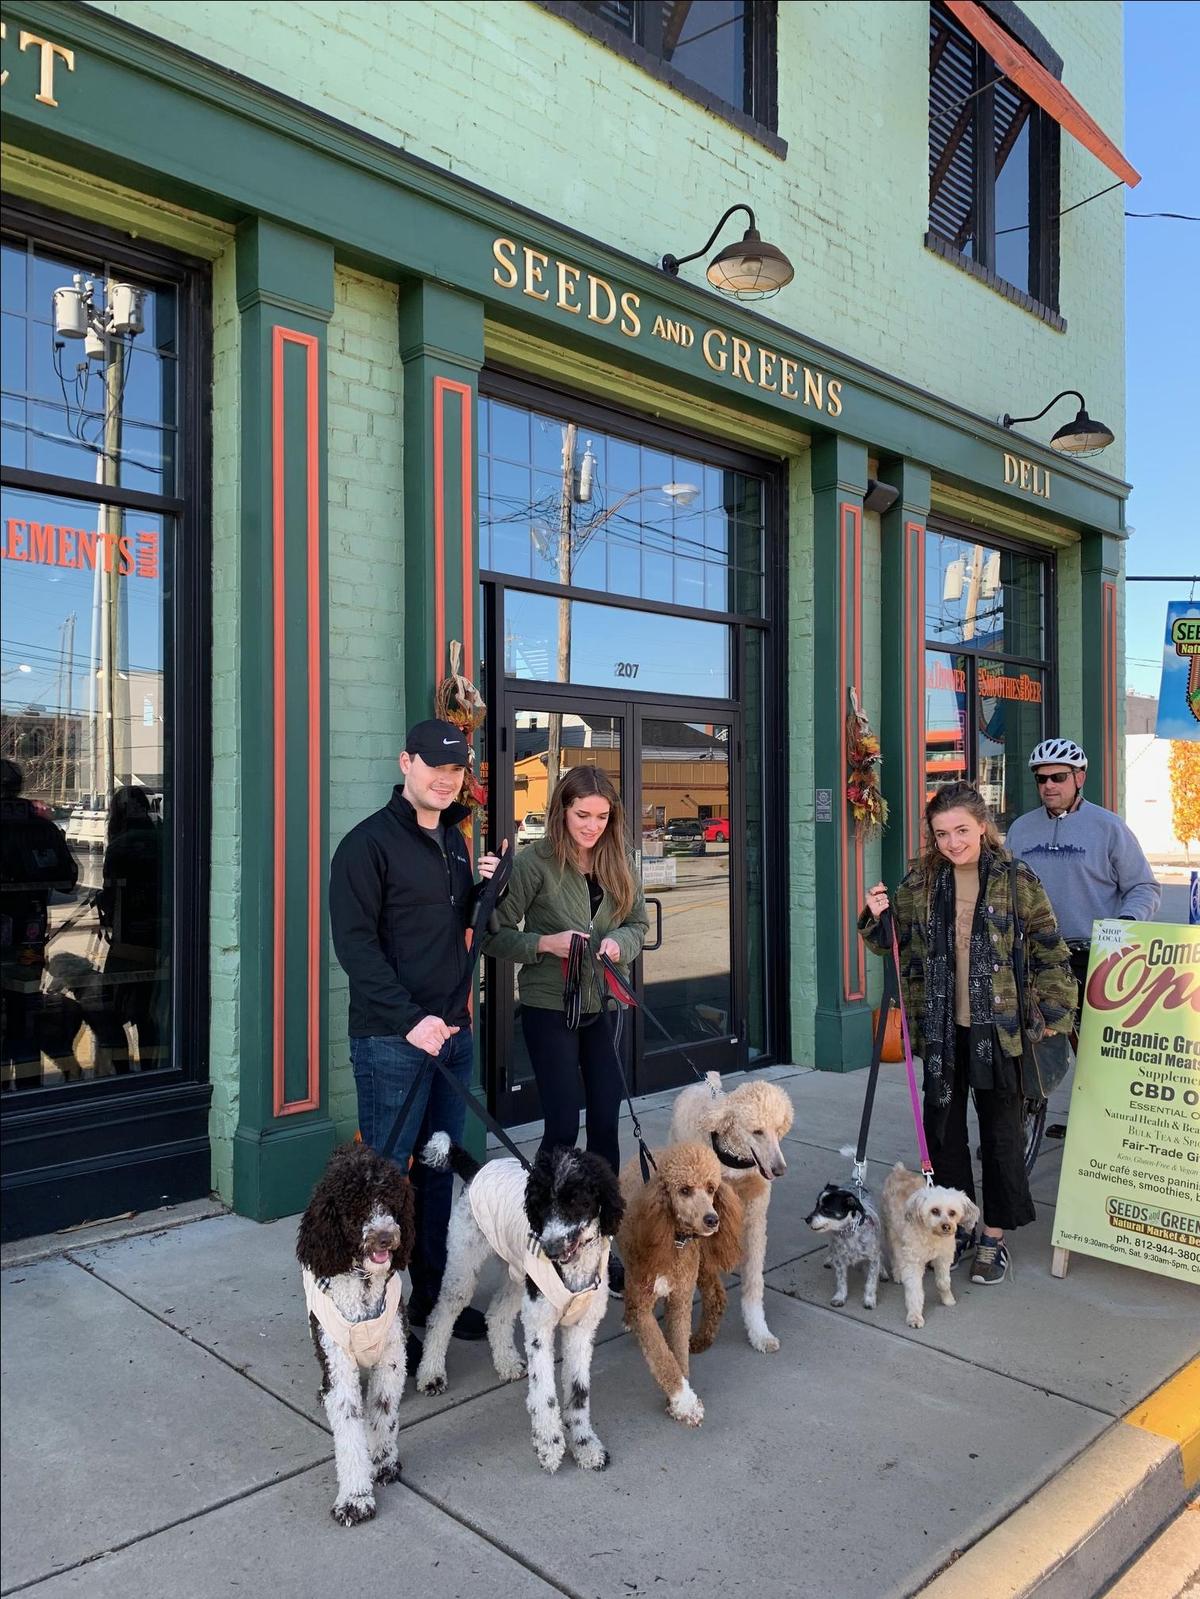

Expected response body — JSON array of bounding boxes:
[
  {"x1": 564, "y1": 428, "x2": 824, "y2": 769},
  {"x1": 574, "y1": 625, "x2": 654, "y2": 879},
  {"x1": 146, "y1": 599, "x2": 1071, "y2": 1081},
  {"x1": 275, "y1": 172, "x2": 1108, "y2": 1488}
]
[{"x1": 923, "y1": 850, "x2": 999, "y2": 1117}]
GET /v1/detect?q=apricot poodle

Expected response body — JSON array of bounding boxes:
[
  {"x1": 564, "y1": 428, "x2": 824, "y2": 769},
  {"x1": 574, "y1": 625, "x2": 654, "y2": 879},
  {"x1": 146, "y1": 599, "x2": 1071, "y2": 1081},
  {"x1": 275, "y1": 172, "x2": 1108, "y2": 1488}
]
[{"x1": 617, "y1": 1143, "x2": 742, "y2": 1428}]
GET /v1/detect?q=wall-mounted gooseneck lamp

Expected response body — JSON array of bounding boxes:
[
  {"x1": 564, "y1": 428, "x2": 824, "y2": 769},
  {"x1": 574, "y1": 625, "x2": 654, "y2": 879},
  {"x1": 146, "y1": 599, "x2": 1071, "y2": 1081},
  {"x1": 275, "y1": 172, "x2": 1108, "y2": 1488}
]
[
  {"x1": 1001, "y1": 390, "x2": 1115, "y2": 458},
  {"x1": 659, "y1": 204, "x2": 795, "y2": 302}
]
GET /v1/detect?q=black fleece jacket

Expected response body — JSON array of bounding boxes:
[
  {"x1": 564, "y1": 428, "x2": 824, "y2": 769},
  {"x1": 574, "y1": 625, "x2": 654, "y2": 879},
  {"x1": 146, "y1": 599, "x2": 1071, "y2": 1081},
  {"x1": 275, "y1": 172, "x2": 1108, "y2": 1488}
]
[{"x1": 330, "y1": 787, "x2": 477, "y2": 1039}]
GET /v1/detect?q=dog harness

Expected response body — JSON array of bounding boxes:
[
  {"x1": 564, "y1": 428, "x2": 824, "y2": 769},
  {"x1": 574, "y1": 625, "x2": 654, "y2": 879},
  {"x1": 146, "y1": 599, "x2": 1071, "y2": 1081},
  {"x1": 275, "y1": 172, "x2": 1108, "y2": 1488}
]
[
  {"x1": 302, "y1": 1268, "x2": 403, "y2": 1367},
  {"x1": 468, "y1": 1159, "x2": 610, "y2": 1328}
]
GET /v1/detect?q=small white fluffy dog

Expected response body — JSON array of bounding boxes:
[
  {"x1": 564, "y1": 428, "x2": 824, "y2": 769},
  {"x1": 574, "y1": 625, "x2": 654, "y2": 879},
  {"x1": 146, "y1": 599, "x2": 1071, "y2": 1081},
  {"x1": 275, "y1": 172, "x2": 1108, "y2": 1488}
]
[
  {"x1": 669, "y1": 1070, "x2": 793, "y2": 1353},
  {"x1": 880, "y1": 1163, "x2": 980, "y2": 1330}
]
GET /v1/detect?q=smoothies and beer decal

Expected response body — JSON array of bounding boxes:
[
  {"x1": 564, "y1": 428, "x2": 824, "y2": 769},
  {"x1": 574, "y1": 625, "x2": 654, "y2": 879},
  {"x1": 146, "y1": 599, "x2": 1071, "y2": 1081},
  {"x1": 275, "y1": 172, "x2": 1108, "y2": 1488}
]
[{"x1": 1052, "y1": 922, "x2": 1200, "y2": 1284}]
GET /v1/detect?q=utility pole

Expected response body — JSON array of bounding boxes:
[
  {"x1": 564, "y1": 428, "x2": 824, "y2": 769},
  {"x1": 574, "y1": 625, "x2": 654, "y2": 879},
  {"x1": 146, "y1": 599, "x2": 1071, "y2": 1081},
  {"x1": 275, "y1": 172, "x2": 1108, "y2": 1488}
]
[{"x1": 545, "y1": 420, "x2": 576, "y2": 803}]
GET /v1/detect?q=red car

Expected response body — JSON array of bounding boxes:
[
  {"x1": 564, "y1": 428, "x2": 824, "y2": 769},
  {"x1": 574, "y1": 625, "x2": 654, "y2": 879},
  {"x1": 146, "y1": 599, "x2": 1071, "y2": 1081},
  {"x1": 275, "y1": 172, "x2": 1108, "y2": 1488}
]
[{"x1": 703, "y1": 818, "x2": 730, "y2": 843}]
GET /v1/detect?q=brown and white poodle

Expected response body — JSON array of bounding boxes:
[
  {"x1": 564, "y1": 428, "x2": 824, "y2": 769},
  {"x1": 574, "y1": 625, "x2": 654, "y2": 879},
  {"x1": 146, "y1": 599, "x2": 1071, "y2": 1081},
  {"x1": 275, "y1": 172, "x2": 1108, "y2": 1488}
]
[
  {"x1": 880, "y1": 1162, "x2": 980, "y2": 1330},
  {"x1": 295, "y1": 1142, "x2": 415, "y2": 1525},
  {"x1": 669, "y1": 1071, "x2": 794, "y2": 1353},
  {"x1": 617, "y1": 1143, "x2": 742, "y2": 1428}
]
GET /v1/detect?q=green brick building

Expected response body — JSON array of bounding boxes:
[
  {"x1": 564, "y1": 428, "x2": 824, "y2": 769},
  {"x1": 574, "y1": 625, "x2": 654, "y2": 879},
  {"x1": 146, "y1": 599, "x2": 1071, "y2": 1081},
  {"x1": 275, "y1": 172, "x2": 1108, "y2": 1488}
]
[{"x1": 0, "y1": 0, "x2": 1136, "y2": 1237}]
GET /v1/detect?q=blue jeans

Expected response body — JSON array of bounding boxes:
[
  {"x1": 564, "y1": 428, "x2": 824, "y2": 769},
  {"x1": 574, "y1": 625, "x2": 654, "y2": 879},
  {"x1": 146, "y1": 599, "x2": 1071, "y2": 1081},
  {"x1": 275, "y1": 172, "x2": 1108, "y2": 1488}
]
[{"x1": 350, "y1": 1027, "x2": 474, "y2": 1306}]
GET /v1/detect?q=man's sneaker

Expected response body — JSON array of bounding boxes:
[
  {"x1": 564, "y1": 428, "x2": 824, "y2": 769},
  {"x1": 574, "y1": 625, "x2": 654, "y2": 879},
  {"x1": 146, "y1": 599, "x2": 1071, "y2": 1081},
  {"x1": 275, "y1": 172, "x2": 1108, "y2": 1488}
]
[
  {"x1": 607, "y1": 1252, "x2": 625, "y2": 1299},
  {"x1": 950, "y1": 1227, "x2": 976, "y2": 1272},
  {"x1": 971, "y1": 1238, "x2": 1010, "y2": 1284}
]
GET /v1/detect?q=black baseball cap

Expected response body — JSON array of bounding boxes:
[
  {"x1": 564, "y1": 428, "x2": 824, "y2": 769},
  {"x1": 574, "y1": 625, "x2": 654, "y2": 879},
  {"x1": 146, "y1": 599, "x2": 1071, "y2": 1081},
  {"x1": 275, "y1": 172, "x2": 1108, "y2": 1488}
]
[{"x1": 404, "y1": 718, "x2": 470, "y2": 767}]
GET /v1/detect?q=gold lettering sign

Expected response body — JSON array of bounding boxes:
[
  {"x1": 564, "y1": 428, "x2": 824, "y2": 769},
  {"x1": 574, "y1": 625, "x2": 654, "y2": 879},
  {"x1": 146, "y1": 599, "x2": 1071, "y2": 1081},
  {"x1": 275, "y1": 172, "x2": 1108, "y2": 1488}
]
[
  {"x1": 1002, "y1": 451, "x2": 1052, "y2": 501},
  {"x1": 0, "y1": 26, "x2": 76, "y2": 105},
  {"x1": 490, "y1": 234, "x2": 848, "y2": 420}
]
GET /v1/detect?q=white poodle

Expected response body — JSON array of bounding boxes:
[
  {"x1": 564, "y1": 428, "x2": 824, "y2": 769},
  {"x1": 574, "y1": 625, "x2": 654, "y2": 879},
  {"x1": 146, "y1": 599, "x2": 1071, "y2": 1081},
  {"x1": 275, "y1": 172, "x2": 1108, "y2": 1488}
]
[{"x1": 880, "y1": 1163, "x2": 980, "y2": 1330}]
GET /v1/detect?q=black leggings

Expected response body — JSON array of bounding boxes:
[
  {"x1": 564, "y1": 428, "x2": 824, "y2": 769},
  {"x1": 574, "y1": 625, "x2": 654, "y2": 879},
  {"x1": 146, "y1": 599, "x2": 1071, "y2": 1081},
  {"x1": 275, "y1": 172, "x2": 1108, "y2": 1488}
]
[
  {"x1": 521, "y1": 1005, "x2": 623, "y2": 1176},
  {"x1": 924, "y1": 1027, "x2": 1036, "y2": 1233}
]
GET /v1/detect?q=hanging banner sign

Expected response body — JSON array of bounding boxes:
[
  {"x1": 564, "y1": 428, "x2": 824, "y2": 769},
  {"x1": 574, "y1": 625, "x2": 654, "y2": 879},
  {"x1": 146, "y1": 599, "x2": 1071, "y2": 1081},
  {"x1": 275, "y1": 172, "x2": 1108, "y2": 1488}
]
[
  {"x1": 1155, "y1": 600, "x2": 1200, "y2": 741},
  {"x1": 1051, "y1": 921, "x2": 1200, "y2": 1284}
]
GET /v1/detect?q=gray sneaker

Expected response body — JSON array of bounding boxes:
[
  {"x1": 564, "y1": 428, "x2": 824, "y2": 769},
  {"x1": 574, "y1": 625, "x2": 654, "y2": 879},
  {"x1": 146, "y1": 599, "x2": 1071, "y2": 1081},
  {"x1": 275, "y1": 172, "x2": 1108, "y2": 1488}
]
[
  {"x1": 950, "y1": 1226, "x2": 976, "y2": 1272},
  {"x1": 971, "y1": 1238, "x2": 1010, "y2": 1284}
]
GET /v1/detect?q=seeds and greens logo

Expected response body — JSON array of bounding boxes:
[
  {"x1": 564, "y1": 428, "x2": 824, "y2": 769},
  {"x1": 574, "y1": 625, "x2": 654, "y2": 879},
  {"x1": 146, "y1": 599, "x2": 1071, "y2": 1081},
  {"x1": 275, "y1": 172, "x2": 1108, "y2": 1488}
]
[
  {"x1": 1106, "y1": 1198, "x2": 1200, "y2": 1248},
  {"x1": 1156, "y1": 602, "x2": 1200, "y2": 740}
]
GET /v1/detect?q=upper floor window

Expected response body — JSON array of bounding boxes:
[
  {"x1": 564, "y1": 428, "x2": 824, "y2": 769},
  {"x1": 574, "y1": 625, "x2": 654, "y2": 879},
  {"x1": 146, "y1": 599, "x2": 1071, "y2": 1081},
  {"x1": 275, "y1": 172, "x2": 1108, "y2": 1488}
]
[
  {"x1": 548, "y1": 2, "x2": 781, "y2": 145},
  {"x1": 927, "y1": 0, "x2": 1060, "y2": 311}
]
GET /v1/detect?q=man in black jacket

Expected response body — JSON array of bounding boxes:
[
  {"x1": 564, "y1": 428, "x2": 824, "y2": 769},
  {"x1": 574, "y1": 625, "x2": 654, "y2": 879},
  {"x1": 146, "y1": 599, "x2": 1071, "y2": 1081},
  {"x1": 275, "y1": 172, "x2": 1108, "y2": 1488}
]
[{"x1": 330, "y1": 719, "x2": 501, "y2": 1341}]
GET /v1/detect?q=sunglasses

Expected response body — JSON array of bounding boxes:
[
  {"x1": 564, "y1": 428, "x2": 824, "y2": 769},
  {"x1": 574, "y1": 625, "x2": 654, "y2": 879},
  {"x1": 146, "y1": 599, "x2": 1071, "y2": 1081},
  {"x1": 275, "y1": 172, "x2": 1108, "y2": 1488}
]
[{"x1": 1035, "y1": 771, "x2": 1074, "y2": 785}]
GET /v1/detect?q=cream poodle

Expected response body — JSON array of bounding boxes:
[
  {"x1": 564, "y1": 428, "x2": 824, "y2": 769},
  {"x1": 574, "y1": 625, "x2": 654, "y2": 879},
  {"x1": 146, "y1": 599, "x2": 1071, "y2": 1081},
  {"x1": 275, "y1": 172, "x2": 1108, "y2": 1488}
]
[
  {"x1": 880, "y1": 1163, "x2": 980, "y2": 1330},
  {"x1": 669, "y1": 1071, "x2": 793, "y2": 1352}
]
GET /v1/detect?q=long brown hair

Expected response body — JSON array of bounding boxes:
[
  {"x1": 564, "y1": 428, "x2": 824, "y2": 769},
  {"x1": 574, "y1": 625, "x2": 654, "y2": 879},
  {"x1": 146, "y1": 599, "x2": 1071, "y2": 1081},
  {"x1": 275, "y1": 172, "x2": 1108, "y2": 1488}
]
[
  {"x1": 921, "y1": 781, "x2": 1003, "y2": 879},
  {"x1": 546, "y1": 765, "x2": 636, "y2": 921}
]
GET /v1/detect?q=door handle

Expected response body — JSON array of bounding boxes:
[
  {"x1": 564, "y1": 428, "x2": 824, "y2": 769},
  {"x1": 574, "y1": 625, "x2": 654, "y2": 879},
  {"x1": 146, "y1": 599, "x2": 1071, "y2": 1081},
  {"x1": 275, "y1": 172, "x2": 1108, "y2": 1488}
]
[{"x1": 644, "y1": 896, "x2": 663, "y2": 952}]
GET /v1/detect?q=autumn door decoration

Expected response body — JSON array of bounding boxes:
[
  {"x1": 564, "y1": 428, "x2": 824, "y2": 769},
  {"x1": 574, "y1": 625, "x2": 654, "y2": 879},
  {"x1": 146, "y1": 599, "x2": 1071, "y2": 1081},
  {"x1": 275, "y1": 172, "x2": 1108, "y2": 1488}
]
[
  {"x1": 435, "y1": 639, "x2": 488, "y2": 827},
  {"x1": 845, "y1": 687, "x2": 889, "y2": 838}
]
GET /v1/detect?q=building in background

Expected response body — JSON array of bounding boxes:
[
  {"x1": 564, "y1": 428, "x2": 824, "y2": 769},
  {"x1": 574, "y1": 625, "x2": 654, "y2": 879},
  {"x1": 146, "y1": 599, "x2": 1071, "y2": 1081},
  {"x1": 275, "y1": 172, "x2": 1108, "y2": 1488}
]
[{"x1": 1, "y1": 0, "x2": 1134, "y2": 1236}]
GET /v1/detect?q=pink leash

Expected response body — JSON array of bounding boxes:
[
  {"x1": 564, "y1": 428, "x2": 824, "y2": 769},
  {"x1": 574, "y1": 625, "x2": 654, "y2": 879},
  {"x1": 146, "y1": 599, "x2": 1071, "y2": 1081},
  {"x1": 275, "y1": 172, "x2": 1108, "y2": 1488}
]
[{"x1": 889, "y1": 916, "x2": 935, "y2": 1185}]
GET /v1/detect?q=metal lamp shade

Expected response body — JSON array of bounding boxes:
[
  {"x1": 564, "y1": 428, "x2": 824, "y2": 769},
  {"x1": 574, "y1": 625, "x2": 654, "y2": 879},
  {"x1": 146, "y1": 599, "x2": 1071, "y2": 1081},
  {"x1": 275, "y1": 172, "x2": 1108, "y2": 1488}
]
[
  {"x1": 1049, "y1": 408, "x2": 1115, "y2": 457},
  {"x1": 705, "y1": 229, "x2": 794, "y2": 301}
]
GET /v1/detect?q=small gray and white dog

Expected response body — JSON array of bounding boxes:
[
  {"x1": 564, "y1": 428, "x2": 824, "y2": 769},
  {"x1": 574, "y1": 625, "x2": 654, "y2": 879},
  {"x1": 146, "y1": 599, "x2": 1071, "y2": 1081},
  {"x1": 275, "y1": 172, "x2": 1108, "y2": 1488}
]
[{"x1": 804, "y1": 1182, "x2": 887, "y2": 1310}]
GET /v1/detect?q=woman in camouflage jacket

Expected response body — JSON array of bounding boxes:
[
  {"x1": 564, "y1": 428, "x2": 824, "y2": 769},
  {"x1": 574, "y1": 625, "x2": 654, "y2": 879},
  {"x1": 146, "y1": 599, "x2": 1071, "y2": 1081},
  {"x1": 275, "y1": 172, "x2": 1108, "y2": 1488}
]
[{"x1": 858, "y1": 782, "x2": 1076, "y2": 1285}]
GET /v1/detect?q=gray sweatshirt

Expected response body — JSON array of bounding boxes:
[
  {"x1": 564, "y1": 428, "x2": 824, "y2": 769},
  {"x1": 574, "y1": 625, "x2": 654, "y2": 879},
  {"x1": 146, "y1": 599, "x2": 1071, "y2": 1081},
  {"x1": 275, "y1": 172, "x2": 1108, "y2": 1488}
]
[{"x1": 1003, "y1": 798, "x2": 1161, "y2": 940}]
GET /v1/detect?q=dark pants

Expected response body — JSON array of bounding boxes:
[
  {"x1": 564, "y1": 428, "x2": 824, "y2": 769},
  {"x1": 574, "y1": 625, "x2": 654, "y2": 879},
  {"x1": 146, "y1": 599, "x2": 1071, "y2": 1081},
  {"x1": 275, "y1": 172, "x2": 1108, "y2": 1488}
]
[
  {"x1": 350, "y1": 1026, "x2": 474, "y2": 1307},
  {"x1": 521, "y1": 1004, "x2": 623, "y2": 1176},
  {"x1": 924, "y1": 1027, "x2": 1036, "y2": 1233}
]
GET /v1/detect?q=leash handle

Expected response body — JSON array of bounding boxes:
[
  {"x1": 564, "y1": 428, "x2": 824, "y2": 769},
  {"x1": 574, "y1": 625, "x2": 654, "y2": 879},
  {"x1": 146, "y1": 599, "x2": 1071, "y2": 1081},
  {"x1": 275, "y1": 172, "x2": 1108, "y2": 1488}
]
[
  {"x1": 598, "y1": 948, "x2": 709, "y2": 1089},
  {"x1": 888, "y1": 916, "x2": 934, "y2": 1182}
]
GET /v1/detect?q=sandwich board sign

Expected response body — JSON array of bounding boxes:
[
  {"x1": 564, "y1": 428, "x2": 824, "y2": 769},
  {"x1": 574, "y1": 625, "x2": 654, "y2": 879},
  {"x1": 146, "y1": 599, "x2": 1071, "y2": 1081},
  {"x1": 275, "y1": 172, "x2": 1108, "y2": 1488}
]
[{"x1": 1051, "y1": 920, "x2": 1200, "y2": 1284}]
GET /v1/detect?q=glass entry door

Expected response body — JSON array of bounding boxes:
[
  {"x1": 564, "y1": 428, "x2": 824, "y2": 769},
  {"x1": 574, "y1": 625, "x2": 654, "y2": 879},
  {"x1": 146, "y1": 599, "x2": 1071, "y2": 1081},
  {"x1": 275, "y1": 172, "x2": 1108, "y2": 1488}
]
[
  {"x1": 485, "y1": 692, "x2": 742, "y2": 1122},
  {"x1": 634, "y1": 709, "x2": 739, "y2": 1093}
]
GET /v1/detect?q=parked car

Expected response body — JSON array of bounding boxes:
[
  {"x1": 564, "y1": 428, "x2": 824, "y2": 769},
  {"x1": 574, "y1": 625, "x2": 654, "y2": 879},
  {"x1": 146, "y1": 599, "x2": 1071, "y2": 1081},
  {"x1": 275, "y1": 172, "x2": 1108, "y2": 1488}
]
[
  {"x1": 703, "y1": 818, "x2": 730, "y2": 843},
  {"x1": 663, "y1": 818, "x2": 703, "y2": 840},
  {"x1": 517, "y1": 810, "x2": 546, "y2": 845},
  {"x1": 65, "y1": 800, "x2": 108, "y2": 850}
]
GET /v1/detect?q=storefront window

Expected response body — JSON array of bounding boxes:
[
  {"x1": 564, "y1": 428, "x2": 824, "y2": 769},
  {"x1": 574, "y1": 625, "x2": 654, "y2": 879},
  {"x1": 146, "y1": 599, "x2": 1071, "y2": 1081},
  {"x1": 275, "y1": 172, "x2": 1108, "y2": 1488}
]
[
  {"x1": 924, "y1": 529, "x2": 1050, "y2": 831},
  {"x1": 480, "y1": 396, "x2": 765, "y2": 617},
  {"x1": 1, "y1": 223, "x2": 190, "y2": 1094}
]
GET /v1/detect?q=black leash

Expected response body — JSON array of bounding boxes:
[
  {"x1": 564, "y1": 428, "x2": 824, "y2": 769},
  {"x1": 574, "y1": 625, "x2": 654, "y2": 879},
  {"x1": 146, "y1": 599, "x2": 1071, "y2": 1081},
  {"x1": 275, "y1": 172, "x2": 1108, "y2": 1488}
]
[
  {"x1": 564, "y1": 933, "x2": 660, "y2": 1182},
  {"x1": 852, "y1": 909, "x2": 900, "y2": 1192},
  {"x1": 375, "y1": 846, "x2": 531, "y2": 1172}
]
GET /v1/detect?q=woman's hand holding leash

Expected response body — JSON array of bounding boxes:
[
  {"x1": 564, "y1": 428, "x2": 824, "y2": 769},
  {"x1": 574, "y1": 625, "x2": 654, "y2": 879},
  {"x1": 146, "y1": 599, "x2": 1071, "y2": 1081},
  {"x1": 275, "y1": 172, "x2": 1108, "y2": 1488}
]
[
  {"x1": 538, "y1": 929, "x2": 589, "y2": 959},
  {"x1": 598, "y1": 937, "x2": 620, "y2": 961},
  {"x1": 864, "y1": 882, "x2": 890, "y2": 920}
]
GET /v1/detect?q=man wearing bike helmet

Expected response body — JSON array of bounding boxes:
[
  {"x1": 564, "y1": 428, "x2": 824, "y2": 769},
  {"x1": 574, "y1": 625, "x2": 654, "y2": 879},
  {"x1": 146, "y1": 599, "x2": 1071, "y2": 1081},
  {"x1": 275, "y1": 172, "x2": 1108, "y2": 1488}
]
[{"x1": 1005, "y1": 739, "x2": 1160, "y2": 1007}]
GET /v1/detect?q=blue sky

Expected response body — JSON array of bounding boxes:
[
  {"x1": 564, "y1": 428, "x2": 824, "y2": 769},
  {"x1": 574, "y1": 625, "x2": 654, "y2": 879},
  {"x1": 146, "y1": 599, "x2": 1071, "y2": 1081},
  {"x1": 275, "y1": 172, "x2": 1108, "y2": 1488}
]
[{"x1": 1123, "y1": 1, "x2": 1200, "y2": 696}]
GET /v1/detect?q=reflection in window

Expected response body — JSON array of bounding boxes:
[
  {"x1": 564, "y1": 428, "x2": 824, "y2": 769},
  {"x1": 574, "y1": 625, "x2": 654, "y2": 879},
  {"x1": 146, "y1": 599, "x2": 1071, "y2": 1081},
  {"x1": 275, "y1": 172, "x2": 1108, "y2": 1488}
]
[
  {"x1": 505, "y1": 589, "x2": 731, "y2": 697},
  {"x1": 480, "y1": 396, "x2": 764, "y2": 618},
  {"x1": 925, "y1": 530, "x2": 1044, "y2": 659},
  {"x1": 2, "y1": 216, "x2": 181, "y2": 1096},
  {"x1": 1, "y1": 234, "x2": 179, "y2": 494}
]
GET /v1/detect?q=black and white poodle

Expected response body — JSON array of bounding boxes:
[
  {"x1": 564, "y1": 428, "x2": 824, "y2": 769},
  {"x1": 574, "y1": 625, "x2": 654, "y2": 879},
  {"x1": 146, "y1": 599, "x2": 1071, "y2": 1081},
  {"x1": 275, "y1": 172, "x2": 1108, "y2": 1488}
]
[
  {"x1": 295, "y1": 1142, "x2": 415, "y2": 1525},
  {"x1": 804, "y1": 1181, "x2": 887, "y2": 1309},
  {"x1": 415, "y1": 1135, "x2": 624, "y2": 1473}
]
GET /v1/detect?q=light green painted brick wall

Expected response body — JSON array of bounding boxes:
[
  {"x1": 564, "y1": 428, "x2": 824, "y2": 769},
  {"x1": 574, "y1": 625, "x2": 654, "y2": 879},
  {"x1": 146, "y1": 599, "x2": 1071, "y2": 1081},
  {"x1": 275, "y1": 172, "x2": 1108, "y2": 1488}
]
[
  {"x1": 208, "y1": 240, "x2": 240, "y2": 1202},
  {"x1": 87, "y1": 0, "x2": 1127, "y2": 470},
  {"x1": 326, "y1": 264, "x2": 406, "y2": 1142}
]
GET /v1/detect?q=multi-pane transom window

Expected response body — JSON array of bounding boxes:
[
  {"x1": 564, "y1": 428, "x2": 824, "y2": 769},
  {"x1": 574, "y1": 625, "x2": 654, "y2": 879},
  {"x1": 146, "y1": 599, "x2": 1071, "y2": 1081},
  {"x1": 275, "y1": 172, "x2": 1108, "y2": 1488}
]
[
  {"x1": 928, "y1": 0, "x2": 1059, "y2": 307},
  {"x1": 479, "y1": 394, "x2": 765, "y2": 618}
]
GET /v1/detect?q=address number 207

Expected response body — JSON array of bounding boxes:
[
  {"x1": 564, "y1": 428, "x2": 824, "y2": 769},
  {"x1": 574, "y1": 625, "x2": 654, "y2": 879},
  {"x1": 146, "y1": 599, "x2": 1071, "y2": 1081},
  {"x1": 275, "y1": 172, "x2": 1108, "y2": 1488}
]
[{"x1": 614, "y1": 661, "x2": 640, "y2": 678}]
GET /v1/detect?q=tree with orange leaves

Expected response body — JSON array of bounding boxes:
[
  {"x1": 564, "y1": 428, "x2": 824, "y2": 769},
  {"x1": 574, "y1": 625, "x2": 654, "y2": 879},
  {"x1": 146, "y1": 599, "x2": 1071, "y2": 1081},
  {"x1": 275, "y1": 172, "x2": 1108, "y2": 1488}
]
[{"x1": 1168, "y1": 739, "x2": 1200, "y2": 849}]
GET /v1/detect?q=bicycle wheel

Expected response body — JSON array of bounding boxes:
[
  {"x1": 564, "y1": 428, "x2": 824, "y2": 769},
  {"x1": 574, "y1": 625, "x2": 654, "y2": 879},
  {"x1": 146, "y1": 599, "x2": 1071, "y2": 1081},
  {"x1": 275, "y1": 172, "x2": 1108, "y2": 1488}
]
[{"x1": 1023, "y1": 1096, "x2": 1047, "y2": 1175}]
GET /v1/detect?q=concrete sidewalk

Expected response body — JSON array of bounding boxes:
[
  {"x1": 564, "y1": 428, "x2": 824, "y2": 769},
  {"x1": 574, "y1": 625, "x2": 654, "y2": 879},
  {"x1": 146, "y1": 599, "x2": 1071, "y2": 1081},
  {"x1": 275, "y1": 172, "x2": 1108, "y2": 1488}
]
[{"x1": 2, "y1": 1065, "x2": 1196, "y2": 1599}]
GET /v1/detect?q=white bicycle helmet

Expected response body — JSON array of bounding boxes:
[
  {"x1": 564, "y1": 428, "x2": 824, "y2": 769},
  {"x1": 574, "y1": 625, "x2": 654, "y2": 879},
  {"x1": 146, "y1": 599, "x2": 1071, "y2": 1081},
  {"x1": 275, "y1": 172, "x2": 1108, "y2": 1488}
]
[{"x1": 1028, "y1": 739, "x2": 1088, "y2": 770}]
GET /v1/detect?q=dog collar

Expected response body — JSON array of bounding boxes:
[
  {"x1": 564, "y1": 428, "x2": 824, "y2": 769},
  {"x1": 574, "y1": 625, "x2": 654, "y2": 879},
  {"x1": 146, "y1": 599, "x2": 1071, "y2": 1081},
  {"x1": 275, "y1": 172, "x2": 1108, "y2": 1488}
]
[
  {"x1": 710, "y1": 1132, "x2": 757, "y2": 1171},
  {"x1": 674, "y1": 1232, "x2": 699, "y2": 1249}
]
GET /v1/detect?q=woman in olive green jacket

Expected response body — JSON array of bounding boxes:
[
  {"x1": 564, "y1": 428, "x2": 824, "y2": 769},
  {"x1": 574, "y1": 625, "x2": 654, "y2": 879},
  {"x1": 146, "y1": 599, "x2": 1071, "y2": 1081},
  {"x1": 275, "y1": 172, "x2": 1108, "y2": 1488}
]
[
  {"x1": 485, "y1": 765, "x2": 648, "y2": 1195},
  {"x1": 859, "y1": 781, "x2": 1076, "y2": 1286}
]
